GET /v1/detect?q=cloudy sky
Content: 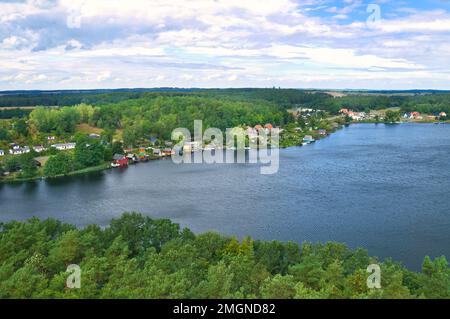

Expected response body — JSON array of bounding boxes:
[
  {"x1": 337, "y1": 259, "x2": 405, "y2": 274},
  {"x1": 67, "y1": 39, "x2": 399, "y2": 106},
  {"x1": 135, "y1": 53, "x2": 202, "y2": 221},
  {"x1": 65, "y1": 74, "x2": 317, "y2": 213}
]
[{"x1": 1, "y1": 0, "x2": 450, "y2": 90}]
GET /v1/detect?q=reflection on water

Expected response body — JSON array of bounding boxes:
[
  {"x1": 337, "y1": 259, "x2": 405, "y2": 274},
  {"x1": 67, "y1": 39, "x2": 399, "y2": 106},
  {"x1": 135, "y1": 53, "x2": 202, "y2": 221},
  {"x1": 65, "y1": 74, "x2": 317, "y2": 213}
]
[{"x1": 1, "y1": 123, "x2": 449, "y2": 271}]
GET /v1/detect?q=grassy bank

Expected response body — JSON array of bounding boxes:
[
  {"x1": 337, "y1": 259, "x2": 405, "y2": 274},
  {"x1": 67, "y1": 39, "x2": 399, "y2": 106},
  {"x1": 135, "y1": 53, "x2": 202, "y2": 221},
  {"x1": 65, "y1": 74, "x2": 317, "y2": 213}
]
[{"x1": 0, "y1": 162, "x2": 111, "y2": 184}]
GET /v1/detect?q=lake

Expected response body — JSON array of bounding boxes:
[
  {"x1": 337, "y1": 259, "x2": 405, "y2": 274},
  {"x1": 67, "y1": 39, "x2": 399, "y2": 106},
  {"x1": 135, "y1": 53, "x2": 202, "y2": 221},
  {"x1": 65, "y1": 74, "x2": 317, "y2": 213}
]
[{"x1": 1, "y1": 123, "x2": 449, "y2": 271}]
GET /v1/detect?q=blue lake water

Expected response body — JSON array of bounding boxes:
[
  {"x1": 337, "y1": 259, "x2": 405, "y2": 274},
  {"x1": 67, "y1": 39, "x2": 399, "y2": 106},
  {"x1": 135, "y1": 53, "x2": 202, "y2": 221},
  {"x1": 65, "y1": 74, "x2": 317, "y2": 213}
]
[{"x1": 1, "y1": 123, "x2": 449, "y2": 271}]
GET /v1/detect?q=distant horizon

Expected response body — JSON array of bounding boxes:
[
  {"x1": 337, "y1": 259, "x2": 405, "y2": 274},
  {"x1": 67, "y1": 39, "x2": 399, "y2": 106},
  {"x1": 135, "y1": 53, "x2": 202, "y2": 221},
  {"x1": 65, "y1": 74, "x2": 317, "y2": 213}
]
[{"x1": 1, "y1": 87, "x2": 450, "y2": 94}]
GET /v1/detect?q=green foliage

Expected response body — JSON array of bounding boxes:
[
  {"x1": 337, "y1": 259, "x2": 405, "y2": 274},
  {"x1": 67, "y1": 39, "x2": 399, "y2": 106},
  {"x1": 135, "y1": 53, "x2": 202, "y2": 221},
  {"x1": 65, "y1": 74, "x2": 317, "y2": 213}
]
[
  {"x1": 0, "y1": 108, "x2": 32, "y2": 119},
  {"x1": 111, "y1": 141, "x2": 124, "y2": 155},
  {"x1": 0, "y1": 213, "x2": 447, "y2": 299},
  {"x1": 20, "y1": 159, "x2": 38, "y2": 178},
  {"x1": 29, "y1": 107, "x2": 80, "y2": 134},
  {"x1": 44, "y1": 152, "x2": 75, "y2": 177},
  {"x1": 13, "y1": 119, "x2": 28, "y2": 136},
  {"x1": 4, "y1": 156, "x2": 21, "y2": 172},
  {"x1": 384, "y1": 110, "x2": 401, "y2": 123},
  {"x1": 6, "y1": 152, "x2": 39, "y2": 178},
  {"x1": 74, "y1": 136, "x2": 105, "y2": 169}
]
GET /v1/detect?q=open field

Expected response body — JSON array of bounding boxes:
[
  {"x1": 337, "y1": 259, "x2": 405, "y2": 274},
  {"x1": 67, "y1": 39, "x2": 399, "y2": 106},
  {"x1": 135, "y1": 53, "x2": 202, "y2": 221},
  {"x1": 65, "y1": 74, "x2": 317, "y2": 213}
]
[{"x1": 75, "y1": 123, "x2": 104, "y2": 134}]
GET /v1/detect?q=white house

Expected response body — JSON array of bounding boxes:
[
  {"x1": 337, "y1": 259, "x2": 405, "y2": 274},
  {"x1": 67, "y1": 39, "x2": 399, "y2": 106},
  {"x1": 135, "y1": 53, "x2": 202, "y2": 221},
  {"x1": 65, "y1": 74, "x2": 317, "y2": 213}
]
[
  {"x1": 247, "y1": 127, "x2": 258, "y2": 140},
  {"x1": 183, "y1": 141, "x2": 201, "y2": 153},
  {"x1": 9, "y1": 146, "x2": 30, "y2": 155},
  {"x1": 51, "y1": 143, "x2": 76, "y2": 150},
  {"x1": 0, "y1": 150, "x2": 4, "y2": 156},
  {"x1": 33, "y1": 145, "x2": 46, "y2": 153}
]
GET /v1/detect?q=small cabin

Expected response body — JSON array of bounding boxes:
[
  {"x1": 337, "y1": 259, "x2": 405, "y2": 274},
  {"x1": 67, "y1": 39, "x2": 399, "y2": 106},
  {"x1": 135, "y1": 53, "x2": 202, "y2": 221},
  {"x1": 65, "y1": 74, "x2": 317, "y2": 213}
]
[
  {"x1": 33, "y1": 145, "x2": 46, "y2": 153},
  {"x1": 112, "y1": 154, "x2": 128, "y2": 167},
  {"x1": 183, "y1": 142, "x2": 201, "y2": 153},
  {"x1": 303, "y1": 135, "x2": 315, "y2": 144},
  {"x1": 9, "y1": 146, "x2": 30, "y2": 155},
  {"x1": 138, "y1": 147, "x2": 149, "y2": 161},
  {"x1": 126, "y1": 153, "x2": 138, "y2": 162},
  {"x1": 51, "y1": 143, "x2": 76, "y2": 150},
  {"x1": 0, "y1": 149, "x2": 4, "y2": 156},
  {"x1": 148, "y1": 136, "x2": 158, "y2": 145},
  {"x1": 318, "y1": 129, "x2": 327, "y2": 136}
]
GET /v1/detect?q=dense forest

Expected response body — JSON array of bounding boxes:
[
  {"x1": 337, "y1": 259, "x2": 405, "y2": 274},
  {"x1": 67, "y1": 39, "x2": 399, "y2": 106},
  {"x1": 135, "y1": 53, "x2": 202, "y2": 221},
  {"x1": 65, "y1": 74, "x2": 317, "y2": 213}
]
[
  {"x1": 1, "y1": 88, "x2": 449, "y2": 116},
  {"x1": 0, "y1": 213, "x2": 448, "y2": 299},
  {"x1": 0, "y1": 95, "x2": 289, "y2": 147}
]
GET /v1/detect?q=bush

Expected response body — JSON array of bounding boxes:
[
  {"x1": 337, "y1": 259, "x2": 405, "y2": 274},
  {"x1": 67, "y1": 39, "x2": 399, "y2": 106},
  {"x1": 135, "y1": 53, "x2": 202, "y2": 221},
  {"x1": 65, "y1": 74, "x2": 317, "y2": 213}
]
[{"x1": 44, "y1": 152, "x2": 75, "y2": 177}]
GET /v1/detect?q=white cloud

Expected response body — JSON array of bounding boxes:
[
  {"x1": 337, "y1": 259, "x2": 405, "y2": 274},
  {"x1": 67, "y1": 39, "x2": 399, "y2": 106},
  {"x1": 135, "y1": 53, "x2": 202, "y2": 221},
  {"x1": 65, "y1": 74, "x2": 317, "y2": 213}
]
[{"x1": 0, "y1": 0, "x2": 449, "y2": 89}]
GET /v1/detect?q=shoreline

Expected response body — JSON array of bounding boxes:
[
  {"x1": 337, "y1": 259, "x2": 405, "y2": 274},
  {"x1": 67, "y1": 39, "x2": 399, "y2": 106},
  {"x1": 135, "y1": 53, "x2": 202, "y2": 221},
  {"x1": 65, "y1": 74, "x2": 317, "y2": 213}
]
[
  {"x1": 0, "y1": 162, "x2": 111, "y2": 184},
  {"x1": 2, "y1": 121, "x2": 444, "y2": 185}
]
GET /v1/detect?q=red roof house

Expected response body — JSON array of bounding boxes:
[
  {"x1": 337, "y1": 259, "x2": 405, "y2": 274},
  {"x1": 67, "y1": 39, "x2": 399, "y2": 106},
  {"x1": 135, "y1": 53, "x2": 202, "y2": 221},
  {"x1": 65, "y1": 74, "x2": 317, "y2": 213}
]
[{"x1": 112, "y1": 154, "x2": 128, "y2": 167}]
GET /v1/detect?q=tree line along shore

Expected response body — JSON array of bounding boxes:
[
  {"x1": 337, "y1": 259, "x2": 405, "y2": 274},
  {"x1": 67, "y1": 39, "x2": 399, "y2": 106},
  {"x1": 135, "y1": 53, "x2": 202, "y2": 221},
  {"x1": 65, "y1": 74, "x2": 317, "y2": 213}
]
[
  {"x1": 0, "y1": 212, "x2": 448, "y2": 299},
  {"x1": 1, "y1": 89, "x2": 449, "y2": 182}
]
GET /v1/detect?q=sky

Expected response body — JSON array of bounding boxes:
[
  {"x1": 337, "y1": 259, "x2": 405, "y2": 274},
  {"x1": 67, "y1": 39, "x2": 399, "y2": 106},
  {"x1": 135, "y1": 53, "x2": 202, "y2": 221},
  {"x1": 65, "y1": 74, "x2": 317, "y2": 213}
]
[{"x1": 1, "y1": 0, "x2": 450, "y2": 90}]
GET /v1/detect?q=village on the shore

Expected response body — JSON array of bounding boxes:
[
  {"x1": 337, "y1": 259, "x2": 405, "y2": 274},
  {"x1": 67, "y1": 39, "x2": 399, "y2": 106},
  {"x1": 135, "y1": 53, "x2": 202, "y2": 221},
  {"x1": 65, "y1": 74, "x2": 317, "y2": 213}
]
[{"x1": 1, "y1": 104, "x2": 448, "y2": 182}]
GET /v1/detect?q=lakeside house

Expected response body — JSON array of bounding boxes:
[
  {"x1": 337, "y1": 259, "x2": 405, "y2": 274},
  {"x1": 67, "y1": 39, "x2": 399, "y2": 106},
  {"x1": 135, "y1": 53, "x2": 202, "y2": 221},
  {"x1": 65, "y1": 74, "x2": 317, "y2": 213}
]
[
  {"x1": 0, "y1": 150, "x2": 4, "y2": 156},
  {"x1": 303, "y1": 135, "x2": 315, "y2": 144},
  {"x1": 318, "y1": 129, "x2": 327, "y2": 136},
  {"x1": 9, "y1": 145, "x2": 30, "y2": 155},
  {"x1": 51, "y1": 143, "x2": 76, "y2": 150},
  {"x1": 340, "y1": 108, "x2": 368, "y2": 121},
  {"x1": 291, "y1": 108, "x2": 320, "y2": 119},
  {"x1": 112, "y1": 154, "x2": 128, "y2": 167},
  {"x1": 251, "y1": 123, "x2": 277, "y2": 136},
  {"x1": 348, "y1": 111, "x2": 366, "y2": 121},
  {"x1": 33, "y1": 145, "x2": 46, "y2": 153},
  {"x1": 298, "y1": 108, "x2": 315, "y2": 113},
  {"x1": 138, "y1": 147, "x2": 149, "y2": 161},
  {"x1": 439, "y1": 112, "x2": 447, "y2": 118},
  {"x1": 183, "y1": 141, "x2": 201, "y2": 153},
  {"x1": 153, "y1": 148, "x2": 161, "y2": 156},
  {"x1": 126, "y1": 153, "x2": 138, "y2": 162},
  {"x1": 247, "y1": 126, "x2": 257, "y2": 137},
  {"x1": 403, "y1": 112, "x2": 423, "y2": 120}
]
